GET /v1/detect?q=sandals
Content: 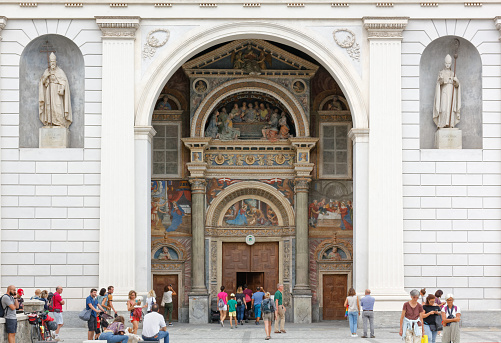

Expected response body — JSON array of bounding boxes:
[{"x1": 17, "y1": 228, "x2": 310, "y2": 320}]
[{"x1": 265, "y1": 336, "x2": 270, "y2": 340}]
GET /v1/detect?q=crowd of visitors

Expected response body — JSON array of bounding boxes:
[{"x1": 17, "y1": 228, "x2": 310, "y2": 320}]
[{"x1": 2, "y1": 283, "x2": 462, "y2": 343}]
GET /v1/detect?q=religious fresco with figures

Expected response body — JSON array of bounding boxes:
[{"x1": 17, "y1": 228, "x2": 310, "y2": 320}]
[
  {"x1": 222, "y1": 198, "x2": 279, "y2": 227},
  {"x1": 308, "y1": 180, "x2": 354, "y2": 238},
  {"x1": 151, "y1": 180, "x2": 192, "y2": 236}
]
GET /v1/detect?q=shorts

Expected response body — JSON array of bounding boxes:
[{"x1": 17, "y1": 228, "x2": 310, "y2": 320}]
[
  {"x1": 254, "y1": 304, "x2": 262, "y2": 318},
  {"x1": 5, "y1": 319, "x2": 17, "y2": 334},
  {"x1": 87, "y1": 316, "x2": 97, "y2": 332},
  {"x1": 53, "y1": 312, "x2": 64, "y2": 325},
  {"x1": 229, "y1": 311, "x2": 236, "y2": 317},
  {"x1": 262, "y1": 312, "x2": 274, "y2": 322},
  {"x1": 218, "y1": 305, "x2": 227, "y2": 311}
]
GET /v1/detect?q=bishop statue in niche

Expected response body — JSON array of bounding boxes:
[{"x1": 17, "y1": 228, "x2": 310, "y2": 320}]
[
  {"x1": 39, "y1": 53, "x2": 72, "y2": 128},
  {"x1": 433, "y1": 54, "x2": 461, "y2": 128}
]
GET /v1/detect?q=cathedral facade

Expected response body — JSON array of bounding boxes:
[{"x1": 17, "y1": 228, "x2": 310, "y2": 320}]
[{"x1": 0, "y1": 3, "x2": 500, "y2": 324}]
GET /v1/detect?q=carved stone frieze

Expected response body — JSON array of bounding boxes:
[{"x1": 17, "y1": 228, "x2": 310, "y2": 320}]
[
  {"x1": 205, "y1": 227, "x2": 295, "y2": 237},
  {"x1": 95, "y1": 16, "x2": 140, "y2": 38},
  {"x1": 283, "y1": 240, "x2": 291, "y2": 282},
  {"x1": 152, "y1": 263, "x2": 183, "y2": 271},
  {"x1": 317, "y1": 262, "x2": 352, "y2": 271},
  {"x1": 363, "y1": 17, "x2": 409, "y2": 39},
  {"x1": 206, "y1": 152, "x2": 295, "y2": 167}
]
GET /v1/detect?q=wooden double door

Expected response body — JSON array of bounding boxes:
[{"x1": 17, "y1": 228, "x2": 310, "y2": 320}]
[
  {"x1": 323, "y1": 274, "x2": 348, "y2": 320},
  {"x1": 222, "y1": 242, "x2": 279, "y2": 295},
  {"x1": 153, "y1": 274, "x2": 179, "y2": 320}
]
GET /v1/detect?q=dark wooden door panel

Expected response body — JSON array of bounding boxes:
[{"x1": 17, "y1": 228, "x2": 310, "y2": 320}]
[
  {"x1": 323, "y1": 274, "x2": 347, "y2": 320},
  {"x1": 222, "y1": 243, "x2": 251, "y2": 293},
  {"x1": 153, "y1": 274, "x2": 179, "y2": 320},
  {"x1": 251, "y1": 242, "x2": 279, "y2": 294}
]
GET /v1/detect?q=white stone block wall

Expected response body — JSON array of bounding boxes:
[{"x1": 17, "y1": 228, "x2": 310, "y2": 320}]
[
  {"x1": 0, "y1": 19, "x2": 102, "y2": 311},
  {"x1": 402, "y1": 19, "x2": 501, "y2": 310}
]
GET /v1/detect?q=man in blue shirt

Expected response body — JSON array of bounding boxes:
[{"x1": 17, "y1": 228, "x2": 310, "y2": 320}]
[
  {"x1": 251, "y1": 287, "x2": 265, "y2": 325},
  {"x1": 85, "y1": 288, "x2": 101, "y2": 341},
  {"x1": 360, "y1": 289, "x2": 376, "y2": 338}
]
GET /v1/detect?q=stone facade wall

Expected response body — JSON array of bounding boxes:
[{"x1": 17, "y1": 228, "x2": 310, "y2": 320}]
[
  {"x1": 401, "y1": 19, "x2": 501, "y2": 310},
  {"x1": 0, "y1": 19, "x2": 102, "y2": 311}
]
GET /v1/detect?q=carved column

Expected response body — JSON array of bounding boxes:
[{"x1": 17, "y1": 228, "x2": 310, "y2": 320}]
[
  {"x1": 290, "y1": 138, "x2": 317, "y2": 323},
  {"x1": 134, "y1": 126, "x2": 156, "y2": 295},
  {"x1": 183, "y1": 138, "x2": 211, "y2": 323},
  {"x1": 0, "y1": 16, "x2": 6, "y2": 289},
  {"x1": 363, "y1": 17, "x2": 408, "y2": 309},
  {"x1": 96, "y1": 16, "x2": 140, "y2": 299},
  {"x1": 348, "y1": 128, "x2": 369, "y2": 295}
]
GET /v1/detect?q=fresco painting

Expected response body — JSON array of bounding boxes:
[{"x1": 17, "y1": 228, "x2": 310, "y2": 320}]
[
  {"x1": 223, "y1": 198, "x2": 278, "y2": 227},
  {"x1": 308, "y1": 181, "x2": 353, "y2": 238},
  {"x1": 151, "y1": 180, "x2": 192, "y2": 236}
]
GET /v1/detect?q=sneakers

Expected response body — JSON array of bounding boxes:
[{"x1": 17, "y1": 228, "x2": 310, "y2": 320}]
[
  {"x1": 351, "y1": 334, "x2": 358, "y2": 337},
  {"x1": 169, "y1": 323, "x2": 173, "y2": 326},
  {"x1": 371, "y1": 335, "x2": 376, "y2": 338},
  {"x1": 231, "y1": 326, "x2": 234, "y2": 329},
  {"x1": 255, "y1": 321, "x2": 259, "y2": 325},
  {"x1": 220, "y1": 321, "x2": 224, "y2": 327}
]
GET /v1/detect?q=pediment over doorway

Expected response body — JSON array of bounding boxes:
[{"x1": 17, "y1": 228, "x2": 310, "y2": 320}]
[{"x1": 183, "y1": 39, "x2": 319, "y2": 77}]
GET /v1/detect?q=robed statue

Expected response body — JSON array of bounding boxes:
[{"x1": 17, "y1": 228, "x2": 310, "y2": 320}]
[
  {"x1": 433, "y1": 54, "x2": 461, "y2": 128},
  {"x1": 39, "y1": 52, "x2": 72, "y2": 128}
]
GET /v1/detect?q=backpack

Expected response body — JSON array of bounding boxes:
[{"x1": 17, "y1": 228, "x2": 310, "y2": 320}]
[
  {"x1": 47, "y1": 292, "x2": 54, "y2": 312},
  {"x1": 0, "y1": 294, "x2": 7, "y2": 317},
  {"x1": 218, "y1": 298, "x2": 224, "y2": 308},
  {"x1": 262, "y1": 299, "x2": 272, "y2": 314},
  {"x1": 237, "y1": 297, "x2": 243, "y2": 306}
]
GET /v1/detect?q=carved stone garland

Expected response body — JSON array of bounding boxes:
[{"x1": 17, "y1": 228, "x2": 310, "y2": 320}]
[
  {"x1": 333, "y1": 28, "x2": 360, "y2": 61},
  {"x1": 143, "y1": 28, "x2": 170, "y2": 59}
]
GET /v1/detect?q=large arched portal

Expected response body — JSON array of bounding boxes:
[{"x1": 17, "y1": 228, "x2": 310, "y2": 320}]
[{"x1": 138, "y1": 29, "x2": 369, "y2": 324}]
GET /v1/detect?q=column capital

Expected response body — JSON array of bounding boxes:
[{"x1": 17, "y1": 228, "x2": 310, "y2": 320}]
[
  {"x1": 495, "y1": 17, "x2": 501, "y2": 40},
  {"x1": 0, "y1": 17, "x2": 7, "y2": 40},
  {"x1": 294, "y1": 178, "x2": 311, "y2": 193},
  {"x1": 348, "y1": 128, "x2": 369, "y2": 143},
  {"x1": 363, "y1": 17, "x2": 409, "y2": 39},
  {"x1": 95, "y1": 16, "x2": 140, "y2": 38},
  {"x1": 134, "y1": 126, "x2": 156, "y2": 143},
  {"x1": 189, "y1": 178, "x2": 206, "y2": 194}
]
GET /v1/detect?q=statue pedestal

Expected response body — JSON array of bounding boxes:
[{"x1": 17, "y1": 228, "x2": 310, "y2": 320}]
[
  {"x1": 435, "y1": 128, "x2": 462, "y2": 149},
  {"x1": 188, "y1": 293, "x2": 209, "y2": 324},
  {"x1": 39, "y1": 126, "x2": 69, "y2": 148},
  {"x1": 292, "y1": 293, "x2": 312, "y2": 323}
]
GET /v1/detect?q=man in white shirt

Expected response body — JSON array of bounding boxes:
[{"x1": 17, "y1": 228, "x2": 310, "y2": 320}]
[{"x1": 142, "y1": 303, "x2": 169, "y2": 343}]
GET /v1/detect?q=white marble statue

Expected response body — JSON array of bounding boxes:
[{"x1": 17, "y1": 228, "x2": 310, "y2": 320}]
[
  {"x1": 39, "y1": 52, "x2": 72, "y2": 128},
  {"x1": 433, "y1": 54, "x2": 461, "y2": 129}
]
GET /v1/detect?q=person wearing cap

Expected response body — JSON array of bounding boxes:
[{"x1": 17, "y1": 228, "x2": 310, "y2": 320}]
[
  {"x1": 16, "y1": 289, "x2": 24, "y2": 312},
  {"x1": 441, "y1": 294, "x2": 461, "y2": 343},
  {"x1": 2, "y1": 285, "x2": 20, "y2": 343},
  {"x1": 227, "y1": 293, "x2": 238, "y2": 329}
]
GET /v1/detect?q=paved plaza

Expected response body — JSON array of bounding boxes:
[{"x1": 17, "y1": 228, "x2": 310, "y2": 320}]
[{"x1": 57, "y1": 322, "x2": 501, "y2": 343}]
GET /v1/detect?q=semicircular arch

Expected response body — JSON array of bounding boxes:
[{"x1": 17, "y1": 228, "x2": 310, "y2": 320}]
[
  {"x1": 135, "y1": 21, "x2": 367, "y2": 130},
  {"x1": 192, "y1": 78, "x2": 308, "y2": 137},
  {"x1": 206, "y1": 181, "x2": 295, "y2": 227}
]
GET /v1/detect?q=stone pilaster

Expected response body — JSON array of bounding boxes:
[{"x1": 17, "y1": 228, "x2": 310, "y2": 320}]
[
  {"x1": 348, "y1": 128, "x2": 369, "y2": 295},
  {"x1": 134, "y1": 126, "x2": 156, "y2": 295},
  {"x1": 363, "y1": 17, "x2": 408, "y2": 309},
  {"x1": 96, "y1": 16, "x2": 140, "y2": 299},
  {"x1": 290, "y1": 138, "x2": 317, "y2": 323},
  {"x1": 182, "y1": 138, "x2": 211, "y2": 323},
  {"x1": 0, "y1": 16, "x2": 6, "y2": 290}
]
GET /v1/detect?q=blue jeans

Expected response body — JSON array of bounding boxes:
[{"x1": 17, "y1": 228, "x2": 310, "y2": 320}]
[
  {"x1": 142, "y1": 331, "x2": 169, "y2": 343},
  {"x1": 424, "y1": 323, "x2": 438, "y2": 343},
  {"x1": 348, "y1": 311, "x2": 358, "y2": 334},
  {"x1": 98, "y1": 332, "x2": 129, "y2": 343},
  {"x1": 237, "y1": 305, "x2": 245, "y2": 322}
]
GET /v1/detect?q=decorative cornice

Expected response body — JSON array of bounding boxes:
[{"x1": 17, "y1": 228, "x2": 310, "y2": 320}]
[
  {"x1": 363, "y1": 17, "x2": 409, "y2": 39},
  {"x1": 134, "y1": 125, "x2": 156, "y2": 143},
  {"x1": 495, "y1": 17, "x2": 501, "y2": 41},
  {"x1": 95, "y1": 16, "x2": 140, "y2": 38},
  {"x1": 464, "y1": 2, "x2": 482, "y2": 6},
  {"x1": 19, "y1": 2, "x2": 37, "y2": 7},
  {"x1": 348, "y1": 128, "x2": 369, "y2": 143}
]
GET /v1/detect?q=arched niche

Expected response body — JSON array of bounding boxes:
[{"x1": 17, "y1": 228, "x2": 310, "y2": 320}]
[
  {"x1": 420, "y1": 36, "x2": 482, "y2": 149},
  {"x1": 206, "y1": 181, "x2": 294, "y2": 227},
  {"x1": 20, "y1": 34, "x2": 84, "y2": 148}
]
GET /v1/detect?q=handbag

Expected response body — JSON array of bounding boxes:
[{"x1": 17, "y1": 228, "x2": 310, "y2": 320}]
[
  {"x1": 434, "y1": 313, "x2": 443, "y2": 331},
  {"x1": 421, "y1": 335, "x2": 428, "y2": 343},
  {"x1": 78, "y1": 308, "x2": 92, "y2": 321}
]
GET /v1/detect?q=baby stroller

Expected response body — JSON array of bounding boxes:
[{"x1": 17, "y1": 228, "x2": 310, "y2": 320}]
[{"x1": 210, "y1": 298, "x2": 220, "y2": 323}]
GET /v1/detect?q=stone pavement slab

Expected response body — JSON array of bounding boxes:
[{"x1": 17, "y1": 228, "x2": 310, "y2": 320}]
[{"x1": 58, "y1": 322, "x2": 501, "y2": 343}]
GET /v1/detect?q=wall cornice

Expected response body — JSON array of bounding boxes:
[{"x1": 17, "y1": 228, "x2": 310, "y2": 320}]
[
  {"x1": 495, "y1": 16, "x2": 501, "y2": 40},
  {"x1": 0, "y1": 16, "x2": 7, "y2": 40},
  {"x1": 363, "y1": 16, "x2": 409, "y2": 39},
  {"x1": 95, "y1": 16, "x2": 140, "y2": 38}
]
